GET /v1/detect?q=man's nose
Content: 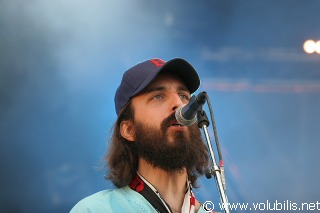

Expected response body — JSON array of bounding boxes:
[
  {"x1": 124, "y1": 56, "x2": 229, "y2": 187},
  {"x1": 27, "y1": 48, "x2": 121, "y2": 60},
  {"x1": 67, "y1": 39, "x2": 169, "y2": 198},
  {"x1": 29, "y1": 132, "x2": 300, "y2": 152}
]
[{"x1": 170, "y1": 94, "x2": 185, "y2": 112}]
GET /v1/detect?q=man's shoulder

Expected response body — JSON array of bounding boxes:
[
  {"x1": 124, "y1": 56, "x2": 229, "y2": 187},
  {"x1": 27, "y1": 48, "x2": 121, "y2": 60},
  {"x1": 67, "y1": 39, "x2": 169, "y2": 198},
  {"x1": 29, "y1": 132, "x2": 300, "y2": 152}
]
[
  {"x1": 70, "y1": 186, "x2": 157, "y2": 213},
  {"x1": 74, "y1": 188, "x2": 122, "y2": 205}
]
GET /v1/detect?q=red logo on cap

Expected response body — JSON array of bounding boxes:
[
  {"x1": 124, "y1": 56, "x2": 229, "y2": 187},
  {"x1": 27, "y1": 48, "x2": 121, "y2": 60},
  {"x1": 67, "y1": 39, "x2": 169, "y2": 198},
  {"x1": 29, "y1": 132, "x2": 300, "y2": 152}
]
[{"x1": 150, "y1": 59, "x2": 165, "y2": 67}]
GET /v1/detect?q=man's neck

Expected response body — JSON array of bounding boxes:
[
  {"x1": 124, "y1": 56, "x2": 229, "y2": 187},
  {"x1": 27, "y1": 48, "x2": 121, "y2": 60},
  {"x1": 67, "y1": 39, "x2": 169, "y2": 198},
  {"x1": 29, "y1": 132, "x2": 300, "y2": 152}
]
[{"x1": 137, "y1": 158, "x2": 187, "y2": 211}]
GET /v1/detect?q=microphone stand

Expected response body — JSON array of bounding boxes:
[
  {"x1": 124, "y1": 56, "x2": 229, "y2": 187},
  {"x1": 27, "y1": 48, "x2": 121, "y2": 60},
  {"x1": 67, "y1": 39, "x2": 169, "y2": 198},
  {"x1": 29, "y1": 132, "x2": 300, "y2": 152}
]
[{"x1": 197, "y1": 110, "x2": 230, "y2": 213}]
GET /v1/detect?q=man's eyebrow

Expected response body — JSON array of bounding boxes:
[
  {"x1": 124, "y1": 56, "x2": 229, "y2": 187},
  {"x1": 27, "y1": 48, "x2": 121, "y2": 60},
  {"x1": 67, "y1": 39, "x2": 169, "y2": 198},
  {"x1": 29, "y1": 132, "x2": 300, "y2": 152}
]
[
  {"x1": 142, "y1": 85, "x2": 190, "y2": 94},
  {"x1": 142, "y1": 86, "x2": 165, "y2": 94},
  {"x1": 177, "y1": 86, "x2": 190, "y2": 93}
]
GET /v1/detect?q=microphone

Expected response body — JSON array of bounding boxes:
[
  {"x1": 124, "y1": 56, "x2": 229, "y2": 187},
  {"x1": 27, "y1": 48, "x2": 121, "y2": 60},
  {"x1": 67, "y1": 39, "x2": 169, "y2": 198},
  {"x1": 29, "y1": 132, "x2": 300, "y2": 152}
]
[{"x1": 175, "y1": 91, "x2": 207, "y2": 126}]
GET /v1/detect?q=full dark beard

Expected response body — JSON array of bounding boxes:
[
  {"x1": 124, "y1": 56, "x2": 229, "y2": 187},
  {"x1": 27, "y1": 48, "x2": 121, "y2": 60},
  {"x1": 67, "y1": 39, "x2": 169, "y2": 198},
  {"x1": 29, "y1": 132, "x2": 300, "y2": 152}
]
[{"x1": 131, "y1": 112, "x2": 206, "y2": 172}]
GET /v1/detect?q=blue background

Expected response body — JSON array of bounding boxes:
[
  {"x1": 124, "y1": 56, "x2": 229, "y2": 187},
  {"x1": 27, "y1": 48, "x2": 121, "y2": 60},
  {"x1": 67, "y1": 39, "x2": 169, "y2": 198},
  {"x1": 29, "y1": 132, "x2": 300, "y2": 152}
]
[{"x1": 1, "y1": 0, "x2": 320, "y2": 212}]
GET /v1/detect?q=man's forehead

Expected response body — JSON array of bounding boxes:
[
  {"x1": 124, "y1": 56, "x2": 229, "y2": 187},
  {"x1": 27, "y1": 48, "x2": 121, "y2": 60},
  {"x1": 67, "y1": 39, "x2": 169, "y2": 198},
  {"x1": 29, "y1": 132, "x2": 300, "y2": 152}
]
[{"x1": 142, "y1": 72, "x2": 189, "y2": 93}]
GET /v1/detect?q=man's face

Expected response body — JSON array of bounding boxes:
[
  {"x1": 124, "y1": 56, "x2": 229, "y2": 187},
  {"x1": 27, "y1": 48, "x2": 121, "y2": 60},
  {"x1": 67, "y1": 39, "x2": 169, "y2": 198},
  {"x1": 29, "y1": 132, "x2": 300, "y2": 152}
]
[
  {"x1": 126, "y1": 72, "x2": 206, "y2": 171},
  {"x1": 131, "y1": 72, "x2": 192, "y2": 143}
]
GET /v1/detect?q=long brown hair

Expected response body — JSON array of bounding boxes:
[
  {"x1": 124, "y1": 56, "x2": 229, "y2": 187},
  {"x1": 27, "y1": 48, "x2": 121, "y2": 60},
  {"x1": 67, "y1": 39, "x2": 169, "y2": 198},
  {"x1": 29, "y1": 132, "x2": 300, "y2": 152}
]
[{"x1": 105, "y1": 101, "x2": 209, "y2": 188}]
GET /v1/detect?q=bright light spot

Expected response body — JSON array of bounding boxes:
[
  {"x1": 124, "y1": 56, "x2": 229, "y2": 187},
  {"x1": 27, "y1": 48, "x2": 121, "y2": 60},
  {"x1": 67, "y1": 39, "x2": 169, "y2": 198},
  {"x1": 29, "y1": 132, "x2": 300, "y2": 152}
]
[
  {"x1": 315, "y1": 41, "x2": 320, "y2": 54},
  {"x1": 303, "y1": 40, "x2": 316, "y2": 54}
]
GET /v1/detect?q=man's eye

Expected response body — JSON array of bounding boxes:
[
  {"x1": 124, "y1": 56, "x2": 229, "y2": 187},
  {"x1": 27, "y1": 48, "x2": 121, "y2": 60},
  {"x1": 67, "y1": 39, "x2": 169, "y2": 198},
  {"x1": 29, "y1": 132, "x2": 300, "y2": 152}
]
[
  {"x1": 152, "y1": 94, "x2": 163, "y2": 100},
  {"x1": 180, "y1": 94, "x2": 189, "y2": 100}
]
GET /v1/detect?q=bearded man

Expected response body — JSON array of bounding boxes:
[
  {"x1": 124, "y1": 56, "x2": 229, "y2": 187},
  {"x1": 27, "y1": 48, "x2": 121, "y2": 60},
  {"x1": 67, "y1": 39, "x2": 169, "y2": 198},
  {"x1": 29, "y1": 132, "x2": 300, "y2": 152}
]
[{"x1": 70, "y1": 58, "x2": 211, "y2": 213}]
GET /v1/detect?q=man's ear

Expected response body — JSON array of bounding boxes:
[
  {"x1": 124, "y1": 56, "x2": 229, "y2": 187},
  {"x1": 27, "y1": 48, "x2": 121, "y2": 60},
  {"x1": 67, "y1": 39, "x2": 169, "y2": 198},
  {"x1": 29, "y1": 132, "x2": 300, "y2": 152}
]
[{"x1": 120, "y1": 120, "x2": 135, "y2": 142}]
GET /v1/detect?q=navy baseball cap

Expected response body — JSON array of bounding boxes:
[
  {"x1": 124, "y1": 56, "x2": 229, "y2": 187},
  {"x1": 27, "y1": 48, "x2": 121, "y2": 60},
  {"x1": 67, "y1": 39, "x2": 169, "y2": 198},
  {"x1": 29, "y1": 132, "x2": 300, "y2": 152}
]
[{"x1": 114, "y1": 58, "x2": 200, "y2": 116}]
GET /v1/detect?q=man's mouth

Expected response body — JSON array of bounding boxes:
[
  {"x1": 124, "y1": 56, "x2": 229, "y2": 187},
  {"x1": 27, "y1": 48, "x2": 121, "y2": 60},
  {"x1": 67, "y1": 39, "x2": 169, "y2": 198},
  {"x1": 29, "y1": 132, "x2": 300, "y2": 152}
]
[
  {"x1": 172, "y1": 123, "x2": 183, "y2": 127},
  {"x1": 170, "y1": 120, "x2": 183, "y2": 127},
  {"x1": 161, "y1": 112, "x2": 184, "y2": 130}
]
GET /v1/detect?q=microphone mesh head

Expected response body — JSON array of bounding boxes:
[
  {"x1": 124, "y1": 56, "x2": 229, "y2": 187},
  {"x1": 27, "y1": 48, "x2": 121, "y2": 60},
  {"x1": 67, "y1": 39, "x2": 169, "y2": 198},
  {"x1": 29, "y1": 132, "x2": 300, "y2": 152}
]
[{"x1": 175, "y1": 104, "x2": 197, "y2": 126}]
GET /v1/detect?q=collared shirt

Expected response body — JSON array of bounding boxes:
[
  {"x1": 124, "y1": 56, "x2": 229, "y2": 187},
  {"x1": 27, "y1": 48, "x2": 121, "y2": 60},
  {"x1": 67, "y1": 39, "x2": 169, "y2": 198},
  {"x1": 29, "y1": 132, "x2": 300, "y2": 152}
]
[
  {"x1": 70, "y1": 186, "x2": 212, "y2": 213},
  {"x1": 130, "y1": 173, "x2": 196, "y2": 213}
]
